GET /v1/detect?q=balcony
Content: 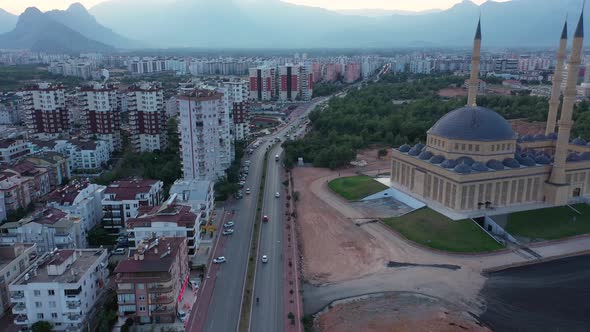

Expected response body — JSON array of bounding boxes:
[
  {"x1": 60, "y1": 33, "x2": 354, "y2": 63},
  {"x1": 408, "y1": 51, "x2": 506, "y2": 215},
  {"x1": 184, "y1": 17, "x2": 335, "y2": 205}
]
[
  {"x1": 150, "y1": 304, "x2": 175, "y2": 315},
  {"x1": 149, "y1": 294, "x2": 174, "y2": 304},
  {"x1": 65, "y1": 314, "x2": 83, "y2": 323},
  {"x1": 14, "y1": 315, "x2": 29, "y2": 325},
  {"x1": 12, "y1": 303, "x2": 26, "y2": 313},
  {"x1": 66, "y1": 301, "x2": 81, "y2": 310},
  {"x1": 10, "y1": 291, "x2": 24, "y2": 300}
]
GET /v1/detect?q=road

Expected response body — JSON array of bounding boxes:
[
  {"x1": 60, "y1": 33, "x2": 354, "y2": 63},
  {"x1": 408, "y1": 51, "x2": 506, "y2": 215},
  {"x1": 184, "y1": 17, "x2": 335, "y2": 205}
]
[{"x1": 189, "y1": 98, "x2": 328, "y2": 332}]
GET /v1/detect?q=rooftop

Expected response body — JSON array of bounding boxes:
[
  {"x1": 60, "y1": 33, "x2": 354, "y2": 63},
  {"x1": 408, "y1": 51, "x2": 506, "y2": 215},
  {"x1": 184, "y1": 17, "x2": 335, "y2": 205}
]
[
  {"x1": 47, "y1": 180, "x2": 92, "y2": 206},
  {"x1": 126, "y1": 204, "x2": 198, "y2": 228},
  {"x1": 114, "y1": 237, "x2": 185, "y2": 274},
  {"x1": 427, "y1": 106, "x2": 516, "y2": 142},
  {"x1": 104, "y1": 179, "x2": 160, "y2": 201},
  {"x1": 0, "y1": 243, "x2": 35, "y2": 272},
  {"x1": 169, "y1": 179, "x2": 212, "y2": 203},
  {"x1": 0, "y1": 208, "x2": 68, "y2": 229}
]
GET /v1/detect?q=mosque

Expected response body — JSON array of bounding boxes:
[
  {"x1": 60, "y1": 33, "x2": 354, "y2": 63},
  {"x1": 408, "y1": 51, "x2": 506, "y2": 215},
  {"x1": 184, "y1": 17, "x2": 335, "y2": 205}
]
[{"x1": 390, "y1": 11, "x2": 590, "y2": 218}]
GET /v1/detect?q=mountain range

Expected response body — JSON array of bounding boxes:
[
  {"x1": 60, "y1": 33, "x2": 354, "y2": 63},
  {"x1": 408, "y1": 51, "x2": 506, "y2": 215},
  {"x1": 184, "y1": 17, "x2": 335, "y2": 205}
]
[
  {"x1": 0, "y1": 0, "x2": 589, "y2": 52},
  {"x1": 0, "y1": 8, "x2": 17, "y2": 33}
]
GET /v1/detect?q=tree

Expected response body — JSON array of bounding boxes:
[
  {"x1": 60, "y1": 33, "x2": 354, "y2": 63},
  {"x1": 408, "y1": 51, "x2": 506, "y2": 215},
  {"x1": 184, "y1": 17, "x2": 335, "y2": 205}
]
[
  {"x1": 32, "y1": 321, "x2": 53, "y2": 332},
  {"x1": 87, "y1": 226, "x2": 116, "y2": 246},
  {"x1": 377, "y1": 148, "x2": 388, "y2": 159}
]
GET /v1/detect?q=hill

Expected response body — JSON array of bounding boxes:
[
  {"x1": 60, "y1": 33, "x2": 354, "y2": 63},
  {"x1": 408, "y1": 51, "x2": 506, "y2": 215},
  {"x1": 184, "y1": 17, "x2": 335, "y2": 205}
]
[{"x1": 0, "y1": 8, "x2": 17, "y2": 33}]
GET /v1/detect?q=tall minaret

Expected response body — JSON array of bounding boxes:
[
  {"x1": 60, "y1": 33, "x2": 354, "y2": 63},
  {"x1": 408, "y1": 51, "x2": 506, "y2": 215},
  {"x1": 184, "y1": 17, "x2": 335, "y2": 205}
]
[
  {"x1": 467, "y1": 18, "x2": 482, "y2": 107},
  {"x1": 545, "y1": 20, "x2": 568, "y2": 135},
  {"x1": 549, "y1": 11, "x2": 584, "y2": 187}
]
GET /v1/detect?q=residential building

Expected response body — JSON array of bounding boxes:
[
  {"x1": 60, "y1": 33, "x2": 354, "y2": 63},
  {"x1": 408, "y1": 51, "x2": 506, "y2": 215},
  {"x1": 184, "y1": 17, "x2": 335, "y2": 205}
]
[
  {"x1": 0, "y1": 139, "x2": 31, "y2": 164},
  {"x1": 79, "y1": 83, "x2": 121, "y2": 152},
  {"x1": 178, "y1": 89, "x2": 233, "y2": 180},
  {"x1": 494, "y1": 58, "x2": 519, "y2": 73},
  {"x1": 47, "y1": 180, "x2": 105, "y2": 236},
  {"x1": 127, "y1": 83, "x2": 167, "y2": 152},
  {"x1": 22, "y1": 83, "x2": 69, "y2": 138},
  {"x1": 114, "y1": 237, "x2": 189, "y2": 324},
  {"x1": 2, "y1": 162, "x2": 51, "y2": 200},
  {"x1": 29, "y1": 139, "x2": 110, "y2": 172},
  {"x1": 9, "y1": 248, "x2": 109, "y2": 331},
  {"x1": 126, "y1": 203, "x2": 200, "y2": 256},
  {"x1": 299, "y1": 64, "x2": 313, "y2": 100},
  {"x1": 0, "y1": 243, "x2": 36, "y2": 318},
  {"x1": 127, "y1": 57, "x2": 167, "y2": 75},
  {"x1": 343, "y1": 63, "x2": 361, "y2": 84},
  {"x1": 101, "y1": 179, "x2": 164, "y2": 231},
  {"x1": 0, "y1": 208, "x2": 84, "y2": 252},
  {"x1": 0, "y1": 172, "x2": 33, "y2": 218},
  {"x1": 0, "y1": 104, "x2": 21, "y2": 125},
  {"x1": 279, "y1": 64, "x2": 300, "y2": 101},
  {"x1": 222, "y1": 79, "x2": 250, "y2": 140},
  {"x1": 169, "y1": 179, "x2": 215, "y2": 221},
  {"x1": 249, "y1": 67, "x2": 275, "y2": 101},
  {"x1": 25, "y1": 152, "x2": 71, "y2": 189}
]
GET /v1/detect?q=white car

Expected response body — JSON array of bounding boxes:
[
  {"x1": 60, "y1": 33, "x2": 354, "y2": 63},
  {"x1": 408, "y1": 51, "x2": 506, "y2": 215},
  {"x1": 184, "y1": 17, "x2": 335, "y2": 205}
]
[
  {"x1": 190, "y1": 278, "x2": 201, "y2": 290},
  {"x1": 275, "y1": 192, "x2": 280, "y2": 198},
  {"x1": 261, "y1": 255, "x2": 269, "y2": 263},
  {"x1": 213, "y1": 256, "x2": 226, "y2": 264},
  {"x1": 222, "y1": 229, "x2": 234, "y2": 235},
  {"x1": 223, "y1": 221, "x2": 235, "y2": 228},
  {"x1": 178, "y1": 310, "x2": 186, "y2": 322},
  {"x1": 246, "y1": 188, "x2": 251, "y2": 194},
  {"x1": 112, "y1": 248, "x2": 125, "y2": 255}
]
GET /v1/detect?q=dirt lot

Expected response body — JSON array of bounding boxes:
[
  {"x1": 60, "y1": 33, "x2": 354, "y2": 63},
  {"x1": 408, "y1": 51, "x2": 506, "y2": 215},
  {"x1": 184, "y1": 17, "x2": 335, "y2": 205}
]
[{"x1": 315, "y1": 293, "x2": 489, "y2": 332}]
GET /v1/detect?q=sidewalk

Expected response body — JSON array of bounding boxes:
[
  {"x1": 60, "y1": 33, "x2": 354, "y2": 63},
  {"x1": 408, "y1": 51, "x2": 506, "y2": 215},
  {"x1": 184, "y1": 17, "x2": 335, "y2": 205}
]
[{"x1": 283, "y1": 172, "x2": 303, "y2": 332}]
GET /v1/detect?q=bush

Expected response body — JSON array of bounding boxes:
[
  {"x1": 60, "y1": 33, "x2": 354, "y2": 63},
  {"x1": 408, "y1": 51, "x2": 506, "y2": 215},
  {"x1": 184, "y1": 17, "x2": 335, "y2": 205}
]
[{"x1": 32, "y1": 321, "x2": 53, "y2": 332}]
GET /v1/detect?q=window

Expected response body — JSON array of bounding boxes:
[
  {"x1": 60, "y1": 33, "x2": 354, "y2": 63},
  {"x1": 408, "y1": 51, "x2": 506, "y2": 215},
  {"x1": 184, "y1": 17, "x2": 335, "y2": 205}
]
[
  {"x1": 37, "y1": 313, "x2": 44, "y2": 319},
  {"x1": 137, "y1": 284, "x2": 144, "y2": 290},
  {"x1": 138, "y1": 295, "x2": 145, "y2": 301},
  {"x1": 139, "y1": 306, "x2": 146, "y2": 312},
  {"x1": 49, "y1": 301, "x2": 56, "y2": 308},
  {"x1": 35, "y1": 302, "x2": 42, "y2": 308},
  {"x1": 34, "y1": 290, "x2": 41, "y2": 296},
  {"x1": 48, "y1": 290, "x2": 55, "y2": 296},
  {"x1": 51, "y1": 313, "x2": 58, "y2": 319}
]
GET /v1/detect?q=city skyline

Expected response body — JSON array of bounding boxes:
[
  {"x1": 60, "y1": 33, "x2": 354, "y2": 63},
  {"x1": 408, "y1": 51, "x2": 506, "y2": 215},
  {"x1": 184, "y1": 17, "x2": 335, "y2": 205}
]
[{"x1": 1, "y1": 0, "x2": 509, "y2": 15}]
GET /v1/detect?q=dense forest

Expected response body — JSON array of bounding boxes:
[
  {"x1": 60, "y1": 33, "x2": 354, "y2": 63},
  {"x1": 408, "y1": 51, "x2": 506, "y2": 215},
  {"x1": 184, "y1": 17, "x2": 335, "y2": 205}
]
[{"x1": 284, "y1": 73, "x2": 590, "y2": 169}]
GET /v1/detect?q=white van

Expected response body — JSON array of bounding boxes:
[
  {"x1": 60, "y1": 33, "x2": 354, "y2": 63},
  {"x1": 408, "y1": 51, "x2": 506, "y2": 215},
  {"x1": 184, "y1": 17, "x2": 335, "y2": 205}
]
[{"x1": 178, "y1": 310, "x2": 186, "y2": 322}]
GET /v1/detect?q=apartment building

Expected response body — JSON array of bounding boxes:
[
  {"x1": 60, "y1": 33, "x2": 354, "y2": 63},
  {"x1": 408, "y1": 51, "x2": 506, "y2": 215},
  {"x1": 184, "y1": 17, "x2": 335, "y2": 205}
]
[
  {"x1": 101, "y1": 179, "x2": 164, "y2": 231},
  {"x1": 127, "y1": 82, "x2": 167, "y2": 152},
  {"x1": 25, "y1": 152, "x2": 71, "y2": 189},
  {"x1": 169, "y1": 179, "x2": 215, "y2": 221},
  {"x1": 0, "y1": 139, "x2": 31, "y2": 164},
  {"x1": 29, "y1": 139, "x2": 111, "y2": 172},
  {"x1": 9, "y1": 249, "x2": 109, "y2": 331},
  {"x1": 114, "y1": 237, "x2": 189, "y2": 324},
  {"x1": 126, "y1": 203, "x2": 200, "y2": 256},
  {"x1": 0, "y1": 208, "x2": 84, "y2": 252},
  {"x1": 248, "y1": 67, "x2": 275, "y2": 101},
  {"x1": 343, "y1": 63, "x2": 361, "y2": 84},
  {"x1": 279, "y1": 64, "x2": 300, "y2": 101},
  {"x1": 0, "y1": 243, "x2": 36, "y2": 318},
  {"x1": 222, "y1": 79, "x2": 250, "y2": 141},
  {"x1": 3, "y1": 162, "x2": 51, "y2": 200},
  {"x1": 22, "y1": 83, "x2": 69, "y2": 138},
  {"x1": 299, "y1": 64, "x2": 313, "y2": 100},
  {"x1": 178, "y1": 88, "x2": 233, "y2": 180},
  {"x1": 47, "y1": 180, "x2": 105, "y2": 235},
  {"x1": 0, "y1": 172, "x2": 33, "y2": 219},
  {"x1": 127, "y1": 57, "x2": 167, "y2": 75},
  {"x1": 79, "y1": 83, "x2": 121, "y2": 152}
]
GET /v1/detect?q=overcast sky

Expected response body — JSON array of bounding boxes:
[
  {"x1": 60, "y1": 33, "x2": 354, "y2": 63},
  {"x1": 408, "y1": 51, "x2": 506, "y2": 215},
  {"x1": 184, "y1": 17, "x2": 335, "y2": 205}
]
[{"x1": 1, "y1": 0, "x2": 510, "y2": 15}]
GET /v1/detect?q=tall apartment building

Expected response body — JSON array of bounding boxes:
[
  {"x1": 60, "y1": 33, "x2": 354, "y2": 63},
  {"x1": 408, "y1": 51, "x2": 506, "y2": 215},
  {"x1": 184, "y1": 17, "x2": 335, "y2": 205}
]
[
  {"x1": 343, "y1": 63, "x2": 361, "y2": 83},
  {"x1": 169, "y1": 179, "x2": 215, "y2": 221},
  {"x1": 127, "y1": 83, "x2": 167, "y2": 152},
  {"x1": 178, "y1": 89, "x2": 233, "y2": 180},
  {"x1": 494, "y1": 58, "x2": 519, "y2": 73},
  {"x1": 0, "y1": 243, "x2": 36, "y2": 318},
  {"x1": 279, "y1": 64, "x2": 300, "y2": 101},
  {"x1": 9, "y1": 249, "x2": 109, "y2": 331},
  {"x1": 223, "y1": 79, "x2": 250, "y2": 141},
  {"x1": 79, "y1": 83, "x2": 121, "y2": 152},
  {"x1": 299, "y1": 64, "x2": 313, "y2": 100},
  {"x1": 101, "y1": 179, "x2": 164, "y2": 231},
  {"x1": 22, "y1": 83, "x2": 69, "y2": 138},
  {"x1": 114, "y1": 237, "x2": 189, "y2": 324},
  {"x1": 249, "y1": 67, "x2": 275, "y2": 101}
]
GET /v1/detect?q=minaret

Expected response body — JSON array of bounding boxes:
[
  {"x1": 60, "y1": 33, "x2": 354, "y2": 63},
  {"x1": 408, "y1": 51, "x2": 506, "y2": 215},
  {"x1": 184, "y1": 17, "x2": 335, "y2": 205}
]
[
  {"x1": 467, "y1": 18, "x2": 482, "y2": 107},
  {"x1": 545, "y1": 20, "x2": 568, "y2": 135},
  {"x1": 549, "y1": 11, "x2": 584, "y2": 188}
]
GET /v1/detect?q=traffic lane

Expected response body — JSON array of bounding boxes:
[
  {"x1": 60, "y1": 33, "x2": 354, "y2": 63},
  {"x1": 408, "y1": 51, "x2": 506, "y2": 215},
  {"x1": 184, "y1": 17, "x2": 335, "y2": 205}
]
[{"x1": 201, "y1": 148, "x2": 266, "y2": 332}]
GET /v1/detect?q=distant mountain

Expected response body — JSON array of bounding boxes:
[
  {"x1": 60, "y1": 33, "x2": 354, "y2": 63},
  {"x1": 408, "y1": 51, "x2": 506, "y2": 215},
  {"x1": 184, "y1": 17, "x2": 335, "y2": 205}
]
[
  {"x1": 336, "y1": 8, "x2": 442, "y2": 17},
  {"x1": 0, "y1": 7, "x2": 114, "y2": 53},
  {"x1": 0, "y1": 8, "x2": 18, "y2": 33},
  {"x1": 45, "y1": 3, "x2": 143, "y2": 49},
  {"x1": 87, "y1": 0, "x2": 589, "y2": 49}
]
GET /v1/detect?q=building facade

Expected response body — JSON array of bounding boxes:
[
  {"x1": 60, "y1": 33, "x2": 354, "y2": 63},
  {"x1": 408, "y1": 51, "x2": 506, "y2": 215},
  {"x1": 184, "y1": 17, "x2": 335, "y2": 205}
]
[
  {"x1": 248, "y1": 67, "x2": 275, "y2": 101},
  {"x1": 127, "y1": 83, "x2": 167, "y2": 152},
  {"x1": 79, "y1": 83, "x2": 122, "y2": 152},
  {"x1": 0, "y1": 139, "x2": 31, "y2": 164},
  {"x1": 22, "y1": 83, "x2": 69, "y2": 138},
  {"x1": 0, "y1": 243, "x2": 36, "y2": 318}
]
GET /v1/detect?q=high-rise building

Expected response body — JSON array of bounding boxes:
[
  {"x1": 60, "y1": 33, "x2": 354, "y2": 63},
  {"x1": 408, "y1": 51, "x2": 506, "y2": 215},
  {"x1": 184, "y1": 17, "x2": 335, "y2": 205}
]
[
  {"x1": 127, "y1": 82, "x2": 167, "y2": 152},
  {"x1": 279, "y1": 64, "x2": 300, "y2": 101},
  {"x1": 79, "y1": 83, "x2": 121, "y2": 152},
  {"x1": 249, "y1": 67, "x2": 275, "y2": 101},
  {"x1": 299, "y1": 64, "x2": 313, "y2": 100},
  {"x1": 22, "y1": 83, "x2": 69, "y2": 138},
  {"x1": 178, "y1": 88, "x2": 233, "y2": 180},
  {"x1": 222, "y1": 79, "x2": 250, "y2": 141}
]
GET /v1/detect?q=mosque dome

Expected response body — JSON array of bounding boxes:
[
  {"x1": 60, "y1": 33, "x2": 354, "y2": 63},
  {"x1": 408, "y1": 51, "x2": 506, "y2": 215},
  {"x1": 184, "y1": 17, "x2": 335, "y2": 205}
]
[
  {"x1": 428, "y1": 106, "x2": 516, "y2": 141},
  {"x1": 471, "y1": 162, "x2": 489, "y2": 172},
  {"x1": 572, "y1": 137, "x2": 587, "y2": 146},
  {"x1": 486, "y1": 159, "x2": 505, "y2": 170},
  {"x1": 454, "y1": 163, "x2": 472, "y2": 174},
  {"x1": 418, "y1": 151, "x2": 434, "y2": 160},
  {"x1": 398, "y1": 144, "x2": 411, "y2": 153},
  {"x1": 408, "y1": 147, "x2": 421, "y2": 156},
  {"x1": 441, "y1": 159, "x2": 457, "y2": 168},
  {"x1": 429, "y1": 155, "x2": 445, "y2": 164},
  {"x1": 456, "y1": 156, "x2": 475, "y2": 166},
  {"x1": 503, "y1": 158, "x2": 521, "y2": 168},
  {"x1": 535, "y1": 155, "x2": 551, "y2": 164},
  {"x1": 547, "y1": 132, "x2": 558, "y2": 140}
]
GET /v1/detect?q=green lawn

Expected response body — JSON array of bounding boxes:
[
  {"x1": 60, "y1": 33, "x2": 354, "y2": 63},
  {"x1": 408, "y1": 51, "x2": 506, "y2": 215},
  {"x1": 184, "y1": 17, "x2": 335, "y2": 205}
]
[
  {"x1": 505, "y1": 204, "x2": 590, "y2": 240},
  {"x1": 383, "y1": 208, "x2": 504, "y2": 252},
  {"x1": 328, "y1": 175, "x2": 388, "y2": 200}
]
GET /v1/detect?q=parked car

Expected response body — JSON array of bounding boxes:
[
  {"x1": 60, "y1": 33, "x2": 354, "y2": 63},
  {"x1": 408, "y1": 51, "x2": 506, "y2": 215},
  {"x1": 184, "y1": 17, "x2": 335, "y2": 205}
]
[
  {"x1": 222, "y1": 229, "x2": 234, "y2": 235},
  {"x1": 178, "y1": 310, "x2": 186, "y2": 322},
  {"x1": 245, "y1": 188, "x2": 251, "y2": 194},
  {"x1": 190, "y1": 278, "x2": 201, "y2": 290},
  {"x1": 261, "y1": 255, "x2": 269, "y2": 263},
  {"x1": 223, "y1": 221, "x2": 235, "y2": 228},
  {"x1": 213, "y1": 256, "x2": 226, "y2": 264},
  {"x1": 112, "y1": 248, "x2": 125, "y2": 255}
]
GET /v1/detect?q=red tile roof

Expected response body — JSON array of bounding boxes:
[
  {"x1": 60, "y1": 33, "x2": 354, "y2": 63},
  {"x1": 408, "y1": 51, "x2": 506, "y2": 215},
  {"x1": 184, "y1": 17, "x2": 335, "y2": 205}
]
[
  {"x1": 32, "y1": 208, "x2": 67, "y2": 225},
  {"x1": 47, "y1": 180, "x2": 91, "y2": 205},
  {"x1": 126, "y1": 205, "x2": 197, "y2": 228},
  {"x1": 114, "y1": 237, "x2": 185, "y2": 273},
  {"x1": 104, "y1": 179, "x2": 160, "y2": 201}
]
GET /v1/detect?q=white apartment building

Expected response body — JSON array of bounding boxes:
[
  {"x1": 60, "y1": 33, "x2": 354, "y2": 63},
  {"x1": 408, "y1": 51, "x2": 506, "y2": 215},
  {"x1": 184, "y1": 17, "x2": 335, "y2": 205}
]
[
  {"x1": 9, "y1": 249, "x2": 109, "y2": 332},
  {"x1": 127, "y1": 82, "x2": 167, "y2": 152},
  {"x1": 101, "y1": 179, "x2": 164, "y2": 230},
  {"x1": 79, "y1": 83, "x2": 121, "y2": 152},
  {"x1": 248, "y1": 67, "x2": 275, "y2": 101},
  {"x1": 29, "y1": 139, "x2": 111, "y2": 172},
  {"x1": 299, "y1": 64, "x2": 313, "y2": 101},
  {"x1": 22, "y1": 83, "x2": 69, "y2": 138},
  {"x1": 169, "y1": 179, "x2": 215, "y2": 221},
  {"x1": 47, "y1": 181, "x2": 106, "y2": 236},
  {"x1": 222, "y1": 79, "x2": 250, "y2": 141},
  {"x1": 178, "y1": 88, "x2": 233, "y2": 180},
  {"x1": 0, "y1": 243, "x2": 36, "y2": 318},
  {"x1": 0, "y1": 139, "x2": 31, "y2": 164}
]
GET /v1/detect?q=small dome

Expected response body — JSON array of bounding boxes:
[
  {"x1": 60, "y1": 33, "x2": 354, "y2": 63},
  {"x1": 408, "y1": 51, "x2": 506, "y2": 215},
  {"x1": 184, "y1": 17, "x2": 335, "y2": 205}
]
[
  {"x1": 454, "y1": 163, "x2": 472, "y2": 174},
  {"x1": 572, "y1": 137, "x2": 587, "y2": 146},
  {"x1": 533, "y1": 134, "x2": 547, "y2": 140},
  {"x1": 535, "y1": 155, "x2": 551, "y2": 164},
  {"x1": 522, "y1": 135, "x2": 534, "y2": 142},
  {"x1": 471, "y1": 162, "x2": 489, "y2": 172},
  {"x1": 486, "y1": 159, "x2": 505, "y2": 170},
  {"x1": 408, "y1": 147, "x2": 421, "y2": 156},
  {"x1": 518, "y1": 156, "x2": 536, "y2": 166},
  {"x1": 567, "y1": 152, "x2": 582, "y2": 162},
  {"x1": 441, "y1": 159, "x2": 457, "y2": 168},
  {"x1": 503, "y1": 158, "x2": 520, "y2": 168},
  {"x1": 427, "y1": 106, "x2": 516, "y2": 141},
  {"x1": 547, "y1": 132, "x2": 558, "y2": 140},
  {"x1": 398, "y1": 144, "x2": 411, "y2": 152},
  {"x1": 415, "y1": 143, "x2": 425, "y2": 150},
  {"x1": 456, "y1": 156, "x2": 475, "y2": 166},
  {"x1": 429, "y1": 155, "x2": 445, "y2": 164},
  {"x1": 418, "y1": 151, "x2": 433, "y2": 160}
]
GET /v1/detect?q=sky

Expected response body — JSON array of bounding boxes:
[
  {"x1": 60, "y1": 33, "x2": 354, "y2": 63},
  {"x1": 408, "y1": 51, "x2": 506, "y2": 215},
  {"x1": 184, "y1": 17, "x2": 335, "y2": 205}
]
[{"x1": 0, "y1": 0, "x2": 510, "y2": 15}]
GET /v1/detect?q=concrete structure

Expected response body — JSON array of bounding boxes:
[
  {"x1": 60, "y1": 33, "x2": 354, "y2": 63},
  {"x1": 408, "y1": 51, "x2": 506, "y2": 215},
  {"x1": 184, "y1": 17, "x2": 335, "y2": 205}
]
[
  {"x1": 101, "y1": 179, "x2": 164, "y2": 231},
  {"x1": 178, "y1": 89, "x2": 233, "y2": 180},
  {"x1": 0, "y1": 243, "x2": 36, "y2": 318},
  {"x1": 29, "y1": 139, "x2": 110, "y2": 172},
  {"x1": 2, "y1": 162, "x2": 51, "y2": 200},
  {"x1": 169, "y1": 179, "x2": 215, "y2": 221},
  {"x1": 22, "y1": 83, "x2": 69, "y2": 138},
  {"x1": 545, "y1": 21, "x2": 568, "y2": 136},
  {"x1": 79, "y1": 83, "x2": 121, "y2": 152},
  {"x1": 114, "y1": 237, "x2": 189, "y2": 324},
  {"x1": 279, "y1": 64, "x2": 300, "y2": 101},
  {"x1": 343, "y1": 63, "x2": 361, "y2": 84},
  {"x1": 126, "y1": 203, "x2": 201, "y2": 256},
  {"x1": 9, "y1": 249, "x2": 109, "y2": 331},
  {"x1": 25, "y1": 152, "x2": 71, "y2": 189},
  {"x1": 0, "y1": 139, "x2": 31, "y2": 164},
  {"x1": 390, "y1": 14, "x2": 590, "y2": 218},
  {"x1": 127, "y1": 82, "x2": 167, "y2": 152},
  {"x1": 222, "y1": 78, "x2": 251, "y2": 141},
  {"x1": 249, "y1": 67, "x2": 275, "y2": 101}
]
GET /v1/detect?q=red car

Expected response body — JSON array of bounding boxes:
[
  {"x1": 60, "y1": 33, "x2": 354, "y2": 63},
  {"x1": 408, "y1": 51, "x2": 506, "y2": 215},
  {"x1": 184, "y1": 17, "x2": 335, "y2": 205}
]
[{"x1": 263, "y1": 215, "x2": 269, "y2": 222}]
